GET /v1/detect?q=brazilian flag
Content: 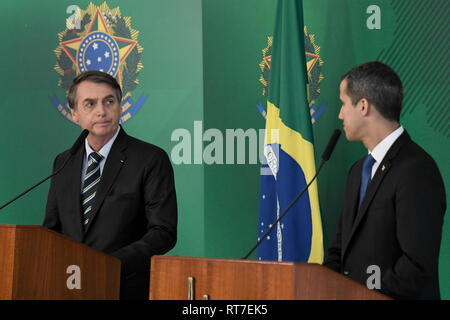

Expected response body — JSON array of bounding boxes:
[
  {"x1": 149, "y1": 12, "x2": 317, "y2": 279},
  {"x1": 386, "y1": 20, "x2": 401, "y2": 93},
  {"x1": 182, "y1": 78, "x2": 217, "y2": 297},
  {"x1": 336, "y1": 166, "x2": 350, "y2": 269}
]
[{"x1": 257, "y1": 0, "x2": 323, "y2": 263}]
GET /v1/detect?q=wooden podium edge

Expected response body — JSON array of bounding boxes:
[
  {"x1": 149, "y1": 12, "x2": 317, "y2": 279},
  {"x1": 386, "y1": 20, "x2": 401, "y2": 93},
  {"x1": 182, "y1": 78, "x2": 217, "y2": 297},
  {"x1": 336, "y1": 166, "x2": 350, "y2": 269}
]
[
  {"x1": 0, "y1": 224, "x2": 121, "y2": 299},
  {"x1": 150, "y1": 255, "x2": 391, "y2": 300}
]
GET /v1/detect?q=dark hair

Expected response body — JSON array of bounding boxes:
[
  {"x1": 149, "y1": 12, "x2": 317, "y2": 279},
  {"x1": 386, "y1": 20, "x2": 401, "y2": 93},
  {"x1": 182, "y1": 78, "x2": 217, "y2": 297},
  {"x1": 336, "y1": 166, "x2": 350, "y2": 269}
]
[
  {"x1": 341, "y1": 61, "x2": 403, "y2": 122},
  {"x1": 67, "y1": 70, "x2": 122, "y2": 109}
]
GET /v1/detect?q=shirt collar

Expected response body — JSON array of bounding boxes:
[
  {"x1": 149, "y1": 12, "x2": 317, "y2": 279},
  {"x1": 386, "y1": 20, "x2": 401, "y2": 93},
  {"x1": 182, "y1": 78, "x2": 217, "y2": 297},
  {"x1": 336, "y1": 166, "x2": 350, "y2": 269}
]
[
  {"x1": 84, "y1": 126, "x2": 121, "y2": 161},
  {"x1": 369, "y1": 125, "x2": 404, "y2": 163}
]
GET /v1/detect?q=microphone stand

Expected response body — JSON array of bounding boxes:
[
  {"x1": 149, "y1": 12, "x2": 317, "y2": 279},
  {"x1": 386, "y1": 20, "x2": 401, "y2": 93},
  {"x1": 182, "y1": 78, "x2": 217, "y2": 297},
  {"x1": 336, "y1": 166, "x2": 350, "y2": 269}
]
[
  {"x1": 0, "y1": 130, "x2": 89, "y2": 211},
  {"x1": 241, "y1": 160, "x2": 325, "y2": 260},
  {"x1": 241, "y1": 129, "x2": 341, "y2": 260}
]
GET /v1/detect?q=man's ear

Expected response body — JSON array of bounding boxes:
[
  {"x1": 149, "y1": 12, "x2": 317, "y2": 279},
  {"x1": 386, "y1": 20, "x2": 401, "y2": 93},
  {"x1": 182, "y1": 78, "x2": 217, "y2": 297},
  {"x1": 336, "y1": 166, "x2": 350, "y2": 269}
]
[{"x1": 359, "y1": 98, "x2": 370, "y2": 116}]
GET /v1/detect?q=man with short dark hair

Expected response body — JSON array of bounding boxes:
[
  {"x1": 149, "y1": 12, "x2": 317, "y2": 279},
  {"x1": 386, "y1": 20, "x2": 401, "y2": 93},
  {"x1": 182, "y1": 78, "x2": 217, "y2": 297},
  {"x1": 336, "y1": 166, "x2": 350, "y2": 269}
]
[
  {"x1": 323, "y1": 61, "x2": 446, "y2": 299},
  {"x1": 44, "y1": 70, "x2": 177, "y2": 299}
]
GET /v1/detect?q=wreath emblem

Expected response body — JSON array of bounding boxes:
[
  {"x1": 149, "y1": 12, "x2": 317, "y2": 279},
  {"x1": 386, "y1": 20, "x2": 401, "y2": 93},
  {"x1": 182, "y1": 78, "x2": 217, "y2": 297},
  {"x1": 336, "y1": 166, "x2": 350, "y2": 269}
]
[
  {"x1": 52, "y1": 2, "x2": 147, "y2": 124},
  {"x1": 258, "y1": 27, "x2": 326, "y2": 124}
]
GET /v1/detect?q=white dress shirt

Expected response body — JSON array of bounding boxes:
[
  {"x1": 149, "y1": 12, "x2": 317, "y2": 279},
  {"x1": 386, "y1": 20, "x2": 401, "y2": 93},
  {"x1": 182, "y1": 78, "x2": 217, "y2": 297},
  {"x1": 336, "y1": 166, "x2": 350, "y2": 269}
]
[
  {"x1": 81, "y1": 126, "x2": 121, "y2": 185},
  {"x1": 368, "y1": 126, "x2": 404, "y2": 179}
]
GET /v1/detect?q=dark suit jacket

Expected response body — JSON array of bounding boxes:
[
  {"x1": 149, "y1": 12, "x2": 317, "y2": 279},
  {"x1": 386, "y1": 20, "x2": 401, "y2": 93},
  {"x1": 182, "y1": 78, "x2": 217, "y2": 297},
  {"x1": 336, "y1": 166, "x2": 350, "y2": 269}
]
[
  {"x1": 43, "y1": 127, "x2": 177, "y2": 299},
  {"x1": 323, "y1": 131, "x2": 446, "y2": 299}
]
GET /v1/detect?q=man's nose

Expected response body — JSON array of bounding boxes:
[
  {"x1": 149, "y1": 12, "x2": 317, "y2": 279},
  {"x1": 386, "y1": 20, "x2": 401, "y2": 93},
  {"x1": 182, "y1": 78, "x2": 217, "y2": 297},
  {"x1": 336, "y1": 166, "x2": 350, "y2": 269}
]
[
  {"x1": 338, "y1": 107, "x2": 344, "y2": 120},
  {"x1": 95, "y1": 104, "x2": 107, "y2": 115}
]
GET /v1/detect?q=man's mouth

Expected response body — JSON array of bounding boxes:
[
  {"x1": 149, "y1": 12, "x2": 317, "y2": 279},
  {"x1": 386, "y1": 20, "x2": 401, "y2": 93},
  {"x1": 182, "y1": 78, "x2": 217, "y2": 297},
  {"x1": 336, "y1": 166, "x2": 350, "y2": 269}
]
[{"x1": 95, "y1": 120, "x2": 110, "y2": 125}]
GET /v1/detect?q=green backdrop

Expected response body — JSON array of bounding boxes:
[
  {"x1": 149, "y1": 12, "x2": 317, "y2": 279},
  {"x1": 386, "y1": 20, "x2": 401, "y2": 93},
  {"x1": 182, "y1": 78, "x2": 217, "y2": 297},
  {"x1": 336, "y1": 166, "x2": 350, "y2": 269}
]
[{"x1": 0, "y1": 0, "x2": 448, "y2": 298}]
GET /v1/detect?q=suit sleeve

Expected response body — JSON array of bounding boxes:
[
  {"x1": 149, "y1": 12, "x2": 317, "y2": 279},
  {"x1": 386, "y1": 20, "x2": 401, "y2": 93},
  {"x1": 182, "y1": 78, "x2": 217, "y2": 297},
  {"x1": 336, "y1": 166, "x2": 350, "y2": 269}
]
[
  {"x1": 323, "y1": 211, "x2": 342, "y2": 272},
  {"x1": 381, "y1": 157, "x2": 446, "y2": 299},
  {"x1": 42, "y1": 155, "x2": 62, "y2": 233},
  {"x1": 323, "y1": 162, "x2": 359, "y2": 273},
  {"x1": 110, "y1": 148, "x2": 177, "y2": 278}
]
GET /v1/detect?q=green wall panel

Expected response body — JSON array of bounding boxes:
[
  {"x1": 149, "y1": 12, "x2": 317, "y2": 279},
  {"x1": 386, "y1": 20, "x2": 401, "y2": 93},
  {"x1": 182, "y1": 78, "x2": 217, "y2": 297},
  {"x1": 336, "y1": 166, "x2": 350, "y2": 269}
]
[{"x1": 0, "y1": 0, "x2": 448, "y2": 298}]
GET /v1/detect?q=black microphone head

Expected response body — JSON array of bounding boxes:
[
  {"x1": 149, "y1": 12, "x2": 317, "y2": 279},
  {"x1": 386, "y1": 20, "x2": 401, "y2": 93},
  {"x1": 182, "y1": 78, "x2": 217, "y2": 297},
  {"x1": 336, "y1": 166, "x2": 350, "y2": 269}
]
[
  {"x1": 321, "y1": 129, "x2": 341, "y2": 161},
  {"x1": 70, "y1": 129, "x2": 89, "y2": 155}
]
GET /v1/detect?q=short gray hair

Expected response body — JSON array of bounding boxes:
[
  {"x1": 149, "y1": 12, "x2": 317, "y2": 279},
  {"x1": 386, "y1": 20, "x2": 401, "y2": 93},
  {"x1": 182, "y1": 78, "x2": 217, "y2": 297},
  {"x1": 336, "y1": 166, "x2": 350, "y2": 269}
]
[{"x1": 67, "y1": 70, "x2": 122, "y2": 109}]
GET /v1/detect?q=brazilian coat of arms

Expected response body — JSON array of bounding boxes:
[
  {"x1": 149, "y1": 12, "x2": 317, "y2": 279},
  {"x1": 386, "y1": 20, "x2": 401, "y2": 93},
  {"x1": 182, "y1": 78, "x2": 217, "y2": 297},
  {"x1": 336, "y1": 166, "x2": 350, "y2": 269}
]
[
  {"x1": 52, "y1": 2, "x2": 147, "y2": 124},
  {"x1": 259, "y1": 26, "x2": 326, "y2": 124}
]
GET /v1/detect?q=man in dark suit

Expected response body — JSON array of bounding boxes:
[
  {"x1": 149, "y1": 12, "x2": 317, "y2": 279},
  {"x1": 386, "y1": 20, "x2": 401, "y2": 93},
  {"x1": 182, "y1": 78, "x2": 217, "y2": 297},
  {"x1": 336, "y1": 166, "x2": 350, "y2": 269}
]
[
  {"x1": 43, "y1": 71, "x2": 177, "y2": 299},
  {"x1": 323, "y1": 61, "x2": 446, "y2": 299}
]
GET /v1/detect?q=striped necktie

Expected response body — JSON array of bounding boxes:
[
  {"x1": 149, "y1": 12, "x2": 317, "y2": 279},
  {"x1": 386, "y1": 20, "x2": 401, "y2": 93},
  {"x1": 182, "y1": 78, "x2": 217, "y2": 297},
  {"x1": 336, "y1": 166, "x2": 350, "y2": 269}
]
[{"x1": 81, "y1": 152, "x2": 103, "y2": 230}]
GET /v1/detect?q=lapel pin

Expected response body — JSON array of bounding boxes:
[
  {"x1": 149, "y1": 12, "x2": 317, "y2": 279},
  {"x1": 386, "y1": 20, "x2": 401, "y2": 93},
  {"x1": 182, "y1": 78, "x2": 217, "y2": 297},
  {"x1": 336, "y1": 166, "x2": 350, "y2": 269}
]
[
  {"x1": 381, "y1": 165, "x2": 386, "y2": 171},
  {"x1": 120, "y1": 159, "x2": 124, "y2": 163}
]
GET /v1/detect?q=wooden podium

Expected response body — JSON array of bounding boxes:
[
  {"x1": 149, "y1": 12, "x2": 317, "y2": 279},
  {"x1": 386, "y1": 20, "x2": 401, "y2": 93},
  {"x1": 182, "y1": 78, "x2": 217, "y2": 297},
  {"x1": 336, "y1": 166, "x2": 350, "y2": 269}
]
[
  {"x1": 149, "y1": 255, "x2": 390, "y2": 300},
  {"x1": 0, "y1": 225, "x2": 121, "y2": 300}
]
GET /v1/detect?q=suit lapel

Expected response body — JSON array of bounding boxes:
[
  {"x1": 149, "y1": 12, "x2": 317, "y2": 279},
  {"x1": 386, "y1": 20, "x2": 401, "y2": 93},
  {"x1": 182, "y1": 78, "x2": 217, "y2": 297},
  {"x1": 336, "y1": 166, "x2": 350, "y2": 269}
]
[
  {"x1": 341, "y1": 159, "x2": 364, "y2": 256},
  {"x1": 348, "y1": 158, "x2": 392, "y2": 243},
  {"x1": 342, "y1": 131, "x2": 411, "y2": 258},
  {"x1": 66, "y1": 145, "x2": 85, "y2": 242},
  {"x1": 83, "y1": 128, "x2": 128, "y2": 235}
]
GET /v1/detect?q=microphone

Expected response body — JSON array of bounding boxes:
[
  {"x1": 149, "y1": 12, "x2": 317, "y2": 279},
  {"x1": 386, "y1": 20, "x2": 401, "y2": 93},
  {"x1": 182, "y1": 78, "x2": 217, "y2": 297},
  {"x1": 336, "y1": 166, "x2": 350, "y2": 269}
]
[
  {"x1": 70, "y1": 129, "x2": 89, "y2": 155},
  {"x1": 242, "y1": 129, "x2": 341, "y2": 260},
  {"x1": 321, "y1": 129, "x2": 341, "y2": 161},
  {"x1": 0, "y1": 129, "x2": 89, "y2": 211}
]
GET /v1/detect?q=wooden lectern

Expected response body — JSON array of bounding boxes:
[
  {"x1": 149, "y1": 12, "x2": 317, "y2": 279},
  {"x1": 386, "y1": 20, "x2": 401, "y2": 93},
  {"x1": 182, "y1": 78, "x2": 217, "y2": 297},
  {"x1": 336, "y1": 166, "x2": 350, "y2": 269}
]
[
  {"x1": 149, "y1": 255, "x2": 390, "y2": 300},
  {"x1": 0, "y1": 225, "x2": 121, "y2": 300}
]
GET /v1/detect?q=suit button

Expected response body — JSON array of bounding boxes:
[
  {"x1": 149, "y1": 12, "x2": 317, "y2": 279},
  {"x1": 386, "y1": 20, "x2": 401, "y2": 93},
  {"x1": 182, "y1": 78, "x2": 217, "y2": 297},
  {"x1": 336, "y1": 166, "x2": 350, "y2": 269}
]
[{"x1": 344, "y1": 270, "x2": 350, "y2": 276}]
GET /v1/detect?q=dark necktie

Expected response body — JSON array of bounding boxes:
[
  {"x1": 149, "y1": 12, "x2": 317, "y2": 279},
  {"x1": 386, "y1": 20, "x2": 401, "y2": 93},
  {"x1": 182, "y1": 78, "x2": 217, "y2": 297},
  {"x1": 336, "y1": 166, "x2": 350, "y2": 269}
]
[
  {"x1": 359, "y1": 154, "x2": 376, "y2": 207},
  {"x1": 81, "y1": 152, "x2": 103, "y2": 230}
]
